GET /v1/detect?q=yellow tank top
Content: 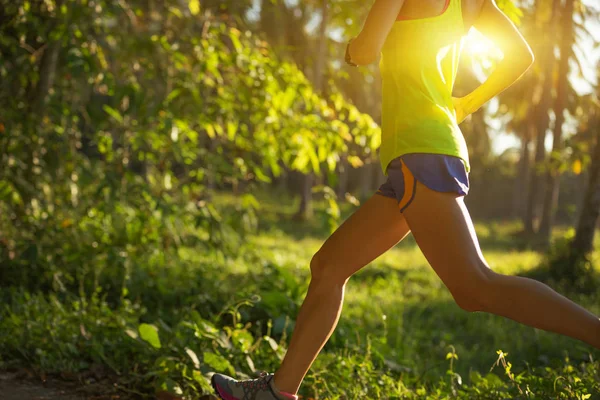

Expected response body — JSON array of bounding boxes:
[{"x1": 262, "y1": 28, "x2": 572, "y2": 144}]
[{"x1": 379, "y1": 0, "x2": 469, "y2": 176}]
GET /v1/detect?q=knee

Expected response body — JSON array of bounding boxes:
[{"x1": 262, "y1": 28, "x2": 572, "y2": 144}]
[
  {"x1": 449, "y1": 266, "x2": 495, "y2": 313},
  {"x1": 310, "y1": 252, "x2": 348, "y2": 287},
  {"x1": 452, "y1": 292, "x2": 484, "y2": 313}
]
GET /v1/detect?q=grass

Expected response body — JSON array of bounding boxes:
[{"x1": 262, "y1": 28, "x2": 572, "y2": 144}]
[
  {"x1": 250, "y1": 224, "x2": 599, "y2": 385},
  {"x1": 234, "y1": 190, "x2": 600, "y2": 397},
  {"x1": 2, "y1": 190, "x2": 600, "y2": 399}
]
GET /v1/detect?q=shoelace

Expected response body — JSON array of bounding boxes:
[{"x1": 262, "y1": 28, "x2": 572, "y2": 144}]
[{"x1": 239, "y1": 371, "x2": 271, "y2": 390}]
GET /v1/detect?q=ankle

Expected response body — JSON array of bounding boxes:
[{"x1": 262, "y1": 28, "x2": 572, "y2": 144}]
[{"x1": 271, "y1": 375, "x2": 298, "y2": 400}]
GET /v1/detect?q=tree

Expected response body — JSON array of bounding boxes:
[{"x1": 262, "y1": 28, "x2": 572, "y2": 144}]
[
  {"x1": 296, "y1": 0, "x2": 329, "y2": 220},
  {"x1": 538, "y1": 0, "x2": 576, "y2": 244},
  {"x1": 571, "y1": 114, "x2": 600, "y2": 256},
  {"x1": 522, "y1": 0, "x2": 559, "y2": 235},
  {"x1": 570, "y1": 78, "x2": 600, "y2": 259},
  {"x1": 0, "y1": 0, "x2": 382, "y2": 288}
]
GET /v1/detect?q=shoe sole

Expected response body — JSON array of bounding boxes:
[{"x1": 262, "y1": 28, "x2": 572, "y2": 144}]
[
  {"x1": 211, "y1": 375, "x2": 227, "y2": 400},
  {"x1": 211, "y1": 374, "x2": 285, "y2": 400}
]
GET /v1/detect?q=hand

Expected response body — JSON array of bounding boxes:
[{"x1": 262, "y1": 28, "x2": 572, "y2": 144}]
[{"x1": 452, "y1": 97, "x2": 468, "y2": 124}]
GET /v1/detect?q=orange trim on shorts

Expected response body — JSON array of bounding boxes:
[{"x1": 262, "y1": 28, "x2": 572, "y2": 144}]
[{"x1": 398, "y1": 160, "x2": 417, "y2": 212}]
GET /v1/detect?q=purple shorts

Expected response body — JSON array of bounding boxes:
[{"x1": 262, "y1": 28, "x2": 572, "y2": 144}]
[{"x1": 376, "y1": 154, "x2": 469, "y2": 213}]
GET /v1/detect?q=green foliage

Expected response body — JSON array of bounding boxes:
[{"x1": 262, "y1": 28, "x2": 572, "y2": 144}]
[
  {"x1": 1, "y1": 0, "x2": 599, "y2": 399},
  {"x1": 0, "y1": 0, "x2": 379, "y2": 292},
  {"x1": 531, "y1": 229, "x2": 600, "y2": 295},
  {"x1": 2, "y1": 219, "x2": 600, "y2": 399},
  {"x1": 139, "y1": 323, "x2": 162, "y2": 349}
]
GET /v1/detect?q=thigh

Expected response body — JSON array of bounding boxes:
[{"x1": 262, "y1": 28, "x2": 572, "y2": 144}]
[
  {"x1": 401, "y1": 181, "x2": 491, "y2": 292},
  {"x1": 314, "y1": 193, "x2": 411, "y2": 279}
]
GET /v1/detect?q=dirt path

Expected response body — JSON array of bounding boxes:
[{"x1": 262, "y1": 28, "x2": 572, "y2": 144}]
[
  {"x1": 0, "y1": 370, "x2": 219, "y2": 400},
  {"x1": 0, "y1": 370, "x2": 123, "y2": 400}
]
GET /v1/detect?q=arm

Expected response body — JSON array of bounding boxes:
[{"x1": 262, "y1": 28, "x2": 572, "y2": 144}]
[
  {"x1": 347, "y1": 0, "x2": 406, "y2": 65},
  {"x1": 454, "y1": 0, "x2": 535, "y2": 123}
]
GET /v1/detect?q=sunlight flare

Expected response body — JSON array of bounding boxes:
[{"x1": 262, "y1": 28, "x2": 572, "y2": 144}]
[{"x1": 464, "y1": 29, "x2": 502, "y2": 58}]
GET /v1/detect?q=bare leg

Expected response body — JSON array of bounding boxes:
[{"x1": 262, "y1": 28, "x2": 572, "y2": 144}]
[
  {"x1": 402, "y1": 181, "x2": 600, "y2": 349},
  {"x1": 273, "y1": 194, "x2": 411, "y2": 394}
]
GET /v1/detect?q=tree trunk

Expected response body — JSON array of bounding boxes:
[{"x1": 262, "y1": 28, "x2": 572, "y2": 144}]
[
  {"x1": 513, "y1": 125, "x2": 532, "y2": 218},
  {"x1": 336, "y1": 155, "x2": 349, "y2": 199},
  {"x1": 523, "y1": 0, "x2": 560, "y2": 236},
  {"x1": 295, "y1": 0, "x2": 328, "y2": 220},
  {"x1": 358, "y1": 162, "x2": 372, "y2": 201},
  {"x1": 524, "y1": 103, "x2": 549, "y2": 235},
  {"x1": 539, "y1": 0, "x2": 575, "y2": 244},
  {"x1": 260, "y1": 0, "x2": 286, "y2": 52},
  {"x1": 295, "y1": 173, "x2": 314, "y2": 220},
  {"x1": 20, "y1": 40, "x2": 61, "y2": 206},
  {"x1": 571, "y1": 127, "x2": 600, "y2": 255},
  {"x1": 33, "y1": 41, "x2": 61, "y2": 116}
]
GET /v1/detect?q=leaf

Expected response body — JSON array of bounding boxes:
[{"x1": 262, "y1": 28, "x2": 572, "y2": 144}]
[
  {"x1": 186, "y1": 348, "x2": 200, "y2": 369},
  {"x1": 139, "y1": 323, "x2": 161, "y2": 349},
  {"x1": 483, "y1": 373, "x2": 505, "y2": 388},
  {"x1": 156, "y1": 378, "x2": 183, "y2": 397},
  {"x1": 281, "y1": 87, "x2": 296, "y2": 110},
  {"x1": 345, "y1": 193, "x2": 360, "y2": 206},
  {"x1": 189, "y1": 0, "x2": 200, "y2": 15},
  {"x1": 246, "y1": 355, "x2": 255, "y2": 373},
  {"x1": 165, "y1": 89, "x2": 181, "y2": 105},
  {"x1": 370, "y1": 130, "x2": 381, "y2": 149},
  {"x1": 227, "y1": 121, "x2": 238, "y2": 140},
  {"x1": 347, "y1": 156, "x2": 364, "y2": 168},
  {"x1": 326, "y1": 197, "x2": 340, "y2": 219},
  {"x1": 125, "y1": 328, "x2": 138, "y2": 339},
  {"x1": 103, "y1": 105, "x2": 123, "y2": 123},
  {"x1": 307, "y1": 145, "x2": 320, "y2": 175},
  {"x1": 231, "y1": 329, "x2": 254, "y2": 353},
  {"x1": 229, "y1": 28, "x2": 242, "y2": 53},
  {"x1": 253, "y1": 168, "x2": 272, "y2": 183},
  {"x1": 203, "y1": 351, "x2": 233, "y2": 374},
  {"x1": 164, "y1": 173, "x2": 172, "y2": 190},
  {"x1": 291, "y1": 151, "x2": 309, "y2": 172},
  {"x1": 241, "y1": 193, "x2": 261, "y2": 209},
  {"x1": 169, "y1": 6, "x2": 183, "y2": 18},
  {"x1": 192, "y1": 317, "x2": 219, "y2": 340},
  {"x1": 454, "y1": 373, "x2": 462, "y2": 385},
  {"x1": 205, "y1": 124, "x2": 215, "y2": 139},
  {"x1": 469, "y1": 370, "x2": 483, "y2": 385},
  {"x1": 327, "y1": 154, "x2": 337, "y2": 172},
  {"x1": 263, "y1": 336, "x2": 279, "y2": 351}
]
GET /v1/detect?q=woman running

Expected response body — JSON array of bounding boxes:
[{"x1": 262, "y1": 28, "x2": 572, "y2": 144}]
[{"x1": 212, "y1": 0, "x2": 600, "y2": 398}]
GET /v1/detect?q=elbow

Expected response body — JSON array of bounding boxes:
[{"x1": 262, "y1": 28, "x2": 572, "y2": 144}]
[
  {"x1": 353, "y1": 51, "x2": 378, "y2": 66},
  {"x1": 518, "y1": 52, "x2": 534, "y2": 75},
  {"x1": 521, "y1": 42, "x2": 535, "y2": 68},
  {"x1": 505, "y1": 46, "x2": 535, "y2": 73},
  {"x1": 525, "y1": 48, "x2": 535, "y2": 67},
  {"x1": 348, "y1": 38, "x2": 379, "y2": 66}
]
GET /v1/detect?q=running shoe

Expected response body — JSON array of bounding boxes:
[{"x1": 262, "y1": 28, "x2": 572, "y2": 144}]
[{"x1": 211, "y1": 371, "x2": 297, "y2": 400}]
